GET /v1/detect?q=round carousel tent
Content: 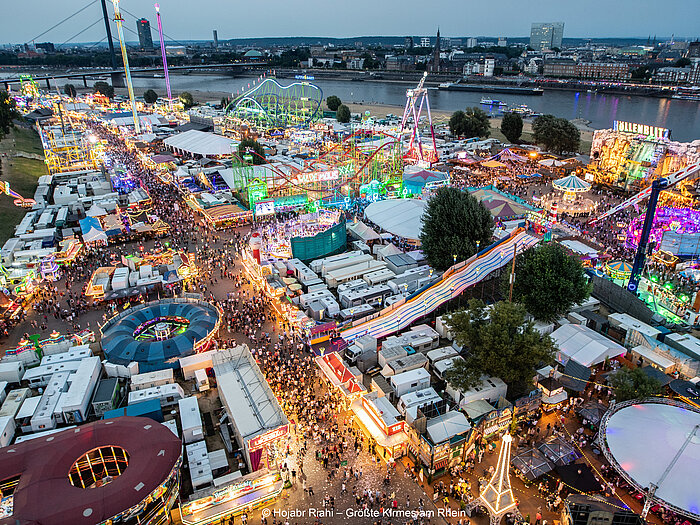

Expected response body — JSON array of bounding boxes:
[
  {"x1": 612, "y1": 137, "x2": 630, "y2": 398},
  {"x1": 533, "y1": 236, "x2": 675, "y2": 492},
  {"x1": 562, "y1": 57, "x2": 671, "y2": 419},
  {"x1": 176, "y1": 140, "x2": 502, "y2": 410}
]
[{"x1": 553, "y1": 174, "x2": 591, "y2": 193}]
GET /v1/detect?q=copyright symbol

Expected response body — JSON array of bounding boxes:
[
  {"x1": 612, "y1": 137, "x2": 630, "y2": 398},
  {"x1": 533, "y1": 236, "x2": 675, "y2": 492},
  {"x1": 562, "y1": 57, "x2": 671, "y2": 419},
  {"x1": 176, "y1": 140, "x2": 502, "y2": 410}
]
[{"x1": 262, "y1": 508, "x2": 271, "y2": 518}]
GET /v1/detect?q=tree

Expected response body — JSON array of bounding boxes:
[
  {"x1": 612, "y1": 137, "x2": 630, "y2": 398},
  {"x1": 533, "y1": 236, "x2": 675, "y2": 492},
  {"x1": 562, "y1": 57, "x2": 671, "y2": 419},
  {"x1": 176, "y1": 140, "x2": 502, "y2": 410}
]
[
  {"x1": 238, "y1": 138, "x2": 266, "y2": 165},
  {"x1": 326, "y1": 95, "x2": 342, "y2": 111},
  {"x1": 336, "y1": 104, "x2": 351, "y2": 123},
  {"x1": 93, "y1": 81, "x2": 114, "y2": 99},
  {"x1": 179, "y1": 91, "x2": 195, "y2": 109},
  {"x1": 63, "y1": 83, "x2": 77, "y2": 98},
  {"x1": 419, "y1": 186, "x2": 493, "y2": 271},
  {"x1": 532, "y1": 114, "x2": 580, "y2": 154},
  {"x1": 445, "y1": 300, "x2": 556, "y2": 397},
  {"x1": 462, "y1": 106, "x2": 490, "y2": 138},
  {"x1": 675, "y1": 57, "x2": 691, "y2": 68},
  {"x1": 0, "y1": 90, "x2": 21, "y2": 141},
  {"x1": 449, "y1": 110, "x2": 468, "y2": 137},
  {"x1": 143, "y1": 89, "x2": 158, "y2": 104},
  {"x1": 631, "y1": 66, "x2": 652, "y2": 81},
  {"x1": 506, "y1": 243, "x2": 592, "y2": 322},
  {"x1": 501, "y1": 112, "x2": 523, "y2": 143},
  {"x1": 610, "y1": 367, "x2": 663, "y2": 402}
]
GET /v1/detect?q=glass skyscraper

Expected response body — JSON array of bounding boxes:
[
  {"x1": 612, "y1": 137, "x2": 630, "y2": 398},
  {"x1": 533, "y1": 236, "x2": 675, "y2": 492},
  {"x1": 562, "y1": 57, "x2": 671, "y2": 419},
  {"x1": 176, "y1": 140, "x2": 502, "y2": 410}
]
[{"x1": 530, "y1": 22, "x2": 564, "y2": 51}]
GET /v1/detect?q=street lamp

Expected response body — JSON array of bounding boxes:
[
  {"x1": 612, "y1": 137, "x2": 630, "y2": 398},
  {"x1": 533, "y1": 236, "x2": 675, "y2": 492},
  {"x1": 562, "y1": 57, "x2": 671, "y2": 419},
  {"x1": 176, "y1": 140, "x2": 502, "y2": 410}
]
[{"x1": 453, "y1": 254, "x2": 457, "y2": 265}]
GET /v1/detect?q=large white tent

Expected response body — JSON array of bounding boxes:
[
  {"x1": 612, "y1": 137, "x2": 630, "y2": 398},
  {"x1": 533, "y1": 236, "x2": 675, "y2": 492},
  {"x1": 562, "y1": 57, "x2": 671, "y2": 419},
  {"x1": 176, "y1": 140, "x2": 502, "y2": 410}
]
[
  {"x1": 164, "y1": 130, "x2": 238, "y2": 157},
  {"x1": 551, "y1": 324, "x2": 625, "y2": 368},
  {"x1": 603, "y1": 400, "x2": 700, "y2": 520},
  {"x1": 364, "y1": 199, "x2": 427, "y2": 241}
]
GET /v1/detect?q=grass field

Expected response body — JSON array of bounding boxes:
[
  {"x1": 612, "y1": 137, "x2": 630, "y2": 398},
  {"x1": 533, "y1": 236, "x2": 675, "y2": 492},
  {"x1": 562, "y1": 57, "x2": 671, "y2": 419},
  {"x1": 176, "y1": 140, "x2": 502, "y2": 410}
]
[{"x1": 0, "y1": 126, "x2": 48, "y2": 246}]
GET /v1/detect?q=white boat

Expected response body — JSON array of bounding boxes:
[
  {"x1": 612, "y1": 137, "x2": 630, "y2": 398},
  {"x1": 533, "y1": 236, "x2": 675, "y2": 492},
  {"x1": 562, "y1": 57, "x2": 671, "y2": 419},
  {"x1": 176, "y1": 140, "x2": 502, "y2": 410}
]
[{"x1": 480, "y1": 98, "x2": 495, "y2": 105}]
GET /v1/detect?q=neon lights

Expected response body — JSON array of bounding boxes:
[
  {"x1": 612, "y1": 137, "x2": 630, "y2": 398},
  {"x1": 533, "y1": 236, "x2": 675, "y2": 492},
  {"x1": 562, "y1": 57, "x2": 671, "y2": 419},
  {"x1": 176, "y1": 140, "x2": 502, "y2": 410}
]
[
  {"x1": 111, "y1": 0, "x2": 140, "y2": 134},
  {"x1": 292, "y1": 169, "x2": 339, "y2": 185},
  {"x1": 154, "y1": 4, "x2": 172, "y2": 106},
  {"x1": 613, "y1": 121, "x2": 670, "y2": 140},
  {"x1": 248, "y1": 425, "x2": 289, "y2": 451}
]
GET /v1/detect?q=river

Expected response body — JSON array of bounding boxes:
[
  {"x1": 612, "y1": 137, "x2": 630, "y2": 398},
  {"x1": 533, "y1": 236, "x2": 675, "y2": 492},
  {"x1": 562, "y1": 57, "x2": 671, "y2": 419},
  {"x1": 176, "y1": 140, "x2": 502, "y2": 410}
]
[
  {"x1": 6, "y1": 70, "x2": 700, "y2": 141},
  {"x1": 128, "y1": 74, "x2": 700, "y2": 142}
]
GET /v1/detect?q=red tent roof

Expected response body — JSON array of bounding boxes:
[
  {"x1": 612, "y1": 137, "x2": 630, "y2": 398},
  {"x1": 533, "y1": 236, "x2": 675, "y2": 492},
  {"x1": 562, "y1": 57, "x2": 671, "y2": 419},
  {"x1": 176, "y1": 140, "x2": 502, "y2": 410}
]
[{"x1": 0, "y1": 417, "x2": 181, "y2": 525}]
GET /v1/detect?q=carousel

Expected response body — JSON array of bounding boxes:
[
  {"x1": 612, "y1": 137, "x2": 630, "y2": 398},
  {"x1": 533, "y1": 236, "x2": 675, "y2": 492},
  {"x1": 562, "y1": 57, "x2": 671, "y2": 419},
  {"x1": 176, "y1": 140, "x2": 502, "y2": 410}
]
[{"x1": 541, "y1": 174, "x2": 597, "y2": 216}]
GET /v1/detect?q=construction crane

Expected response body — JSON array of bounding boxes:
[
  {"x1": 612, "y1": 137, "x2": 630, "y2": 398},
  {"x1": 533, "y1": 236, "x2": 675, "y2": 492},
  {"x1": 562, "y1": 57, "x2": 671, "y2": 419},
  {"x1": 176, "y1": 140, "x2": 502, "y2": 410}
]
[
  {"x1": 399, "y1": 72, "x2": 438, "y2": 167},
  {"x1": 589, "y1": 163, "x2": 700, "y2": 293}
]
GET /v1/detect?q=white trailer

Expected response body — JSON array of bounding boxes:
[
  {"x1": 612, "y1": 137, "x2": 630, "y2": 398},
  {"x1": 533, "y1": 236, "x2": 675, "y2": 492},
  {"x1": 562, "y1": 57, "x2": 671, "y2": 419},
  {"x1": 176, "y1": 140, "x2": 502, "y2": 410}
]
[
  {"x1": 178, "y1": 396, "x2": 204, "y2": 444},
  {"x1": 0, "y1": 416, "x2": 15, "y2": 447},
  {"x1": 129, "y1": 368, "x2": 174, "y2": 391}
]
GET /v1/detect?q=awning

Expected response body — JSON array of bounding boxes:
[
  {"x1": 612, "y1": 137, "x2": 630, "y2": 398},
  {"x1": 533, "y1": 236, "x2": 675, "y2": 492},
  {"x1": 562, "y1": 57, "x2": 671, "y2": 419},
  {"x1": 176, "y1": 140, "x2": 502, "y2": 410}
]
[
  {"x1": 542, "y1": 390, "x2": 568, "y2": 405},
  {"x1": 350, "y1": 399, "x2": 408, "y2": 449}
]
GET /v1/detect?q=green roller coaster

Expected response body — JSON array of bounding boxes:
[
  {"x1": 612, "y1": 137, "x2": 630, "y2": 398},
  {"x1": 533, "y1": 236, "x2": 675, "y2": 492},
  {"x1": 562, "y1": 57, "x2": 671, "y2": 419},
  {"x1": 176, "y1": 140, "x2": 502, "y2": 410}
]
[{"x1": 225, "y1": 79, "x2": 323, "y2": 131}]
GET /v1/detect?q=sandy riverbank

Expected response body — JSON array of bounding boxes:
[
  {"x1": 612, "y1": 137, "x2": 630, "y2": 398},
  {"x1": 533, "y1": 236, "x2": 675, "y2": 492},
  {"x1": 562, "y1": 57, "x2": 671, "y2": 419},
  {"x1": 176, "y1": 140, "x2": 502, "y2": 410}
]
[{"x1": 111, "y1": 85, "x2": 596, "y2": 151}]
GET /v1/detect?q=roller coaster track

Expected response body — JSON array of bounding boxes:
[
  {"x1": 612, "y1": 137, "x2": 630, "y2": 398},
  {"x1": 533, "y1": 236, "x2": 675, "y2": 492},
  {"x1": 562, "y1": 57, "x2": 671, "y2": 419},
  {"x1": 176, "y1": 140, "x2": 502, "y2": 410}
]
[{"x1": 340, "y1": 227, "x2": 540, "y2": 342}]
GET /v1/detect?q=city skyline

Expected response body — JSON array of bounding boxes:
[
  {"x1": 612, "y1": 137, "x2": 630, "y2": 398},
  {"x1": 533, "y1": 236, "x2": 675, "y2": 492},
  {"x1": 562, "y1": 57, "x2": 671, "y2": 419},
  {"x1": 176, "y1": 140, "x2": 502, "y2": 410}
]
[{"x1": 0, "y1": 0, "x2": 698, "y2": 45}]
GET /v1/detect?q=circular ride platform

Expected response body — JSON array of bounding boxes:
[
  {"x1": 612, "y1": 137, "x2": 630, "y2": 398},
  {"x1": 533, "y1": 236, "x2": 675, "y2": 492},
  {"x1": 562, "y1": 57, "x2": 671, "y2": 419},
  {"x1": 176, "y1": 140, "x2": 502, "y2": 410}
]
[{"x1": 100, "y1": 297, "x2": 221, "y2": 372}]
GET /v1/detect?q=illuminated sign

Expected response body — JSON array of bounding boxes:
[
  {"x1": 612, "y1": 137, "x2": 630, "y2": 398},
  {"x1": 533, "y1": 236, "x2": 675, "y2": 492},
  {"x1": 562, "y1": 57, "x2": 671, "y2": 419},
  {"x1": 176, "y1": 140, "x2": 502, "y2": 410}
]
[
  {"x1": 254, "y1": 199, "x2": 275, "y2": 217},
  {"x1": 293, "y1": 169, "x2": 339, "y2": 185},
  {"x1": 181, "y1": 471, "x2": 282, "y2": 517},
  {"x1": 248, "y1": 424, "x2": 289, "y2": 451},
  {"x1": 613, "y1": 121, "x2": 670, "y2": 140}
]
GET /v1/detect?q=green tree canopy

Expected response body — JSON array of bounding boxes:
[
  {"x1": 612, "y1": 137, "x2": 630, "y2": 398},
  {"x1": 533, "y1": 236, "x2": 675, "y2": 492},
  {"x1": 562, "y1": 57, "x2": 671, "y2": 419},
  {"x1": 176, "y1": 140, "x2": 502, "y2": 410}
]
[
  {"x1": 326, "y1": 95, "x2": 342, "y2": 111},
  {"x1": 0, "y1": 90, "x2": 21, "y2": 140},
  {"x1": 93, "y1": 81, "x2": 114, "y2": 99},
  {"x1": 336, "y1": 104, "x2": 351, "y2": 123},
  {"x1": 63, "y1": 83, "x2": 77, "y2": 98},
  {"x1": 505, "y1": 243, "x2": 592, "y2": 322},
  {"x1": 675, "y1": 57, "x2": 691, "y2": 68},
  {"x1": 238, "y1": 138, "x2": 266, "y2": 165},
  {"x1": 143, "y1": 89, "x2": 158, "y2": 104},
  {"x1": 179, "y1": 91, "x2": 195, "y2": 108},
  {"x1": 449, "y1": 107, "x2": 490, "y2": 138},
  {"x1": 610, "y1": 367, "x2": 663, "y2": 402},
  {"x1": 445, "y1": 300, "x2": 556, "y2": 397},
  {"x1": 500, "y1": 112, "x2": 523, "y2": 143},
  {"x1": 419, "y1": 186, "x2": 493, "y2": 271},
  {"x1": 532, "y1": 114, "x2": 580, "y2": 154}
]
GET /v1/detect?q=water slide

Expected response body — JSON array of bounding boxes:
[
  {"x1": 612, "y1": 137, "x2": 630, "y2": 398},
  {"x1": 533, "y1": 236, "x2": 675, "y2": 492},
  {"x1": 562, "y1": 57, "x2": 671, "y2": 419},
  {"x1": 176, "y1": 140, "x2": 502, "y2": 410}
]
[{"x1": 340, "y1": 228, "x2": 540, "y2": 342}]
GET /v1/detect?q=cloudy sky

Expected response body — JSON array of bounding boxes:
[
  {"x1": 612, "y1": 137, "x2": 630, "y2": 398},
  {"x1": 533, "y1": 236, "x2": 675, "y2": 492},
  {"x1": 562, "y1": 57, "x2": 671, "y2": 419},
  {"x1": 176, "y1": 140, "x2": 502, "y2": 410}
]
[{"x1": 2, "y1": 0, "x2": 698, "y2": 44}]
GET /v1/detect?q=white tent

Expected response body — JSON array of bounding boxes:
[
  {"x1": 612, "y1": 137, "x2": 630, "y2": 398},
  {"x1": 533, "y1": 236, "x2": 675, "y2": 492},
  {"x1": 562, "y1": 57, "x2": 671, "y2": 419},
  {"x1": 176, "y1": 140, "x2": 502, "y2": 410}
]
[
  {"x1": 163, "y1": 130, "x2": 238, "y2": 157},
  {"x1": 552, "y1": 324, "x2": 625, "y2": 368},
  {"x1": 86, "y1": 205, "x2": 107, "y2": 217},
  {"x1": 364, "y1": 199, "x2": 427, "y2": 241}
]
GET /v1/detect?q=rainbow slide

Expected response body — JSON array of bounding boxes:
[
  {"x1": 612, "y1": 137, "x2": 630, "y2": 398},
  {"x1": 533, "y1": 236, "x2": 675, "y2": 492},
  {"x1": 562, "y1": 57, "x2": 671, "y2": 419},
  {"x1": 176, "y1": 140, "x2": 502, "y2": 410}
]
[{"x1": 340, "y1": 227, "x2": 540, "y2": 342}]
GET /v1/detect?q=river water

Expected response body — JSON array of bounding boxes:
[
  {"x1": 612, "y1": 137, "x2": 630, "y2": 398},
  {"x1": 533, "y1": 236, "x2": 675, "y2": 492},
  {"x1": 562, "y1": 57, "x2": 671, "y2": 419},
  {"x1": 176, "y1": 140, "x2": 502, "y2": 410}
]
[
  {"x1": 8, "y1": 70, "x2": 699, "y2": 141},
  {"x1": 129, "y1": 74, "x2": 700, "y2": 142}
]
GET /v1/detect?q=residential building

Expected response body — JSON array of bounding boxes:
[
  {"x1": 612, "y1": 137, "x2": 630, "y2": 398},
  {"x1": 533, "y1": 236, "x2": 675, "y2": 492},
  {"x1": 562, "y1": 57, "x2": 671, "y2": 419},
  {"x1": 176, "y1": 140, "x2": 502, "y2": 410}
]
[
  {"x1": 137, "y1": 18, "x2": 153, "y2": 50},
  {"x1": 498, "y1": 37, "x2": 507, "y2": 47},
  {"x1": 404, "y1": 36, "x2": 414, "y2": 49},
  {"x1": 542, "y1": 58, "x2": 577, "y2": 77},
  {"x1": 530, "y1": 22, "x2": 565, "y2": 51},
  {"x1": 465, "y1": 37, "x2": 478, "y2": 48},
  {"x1": 483, "y1": 57, "x2": 495, "y2": 77},
  {"x1": 577, "y1": 62, "x2": 630, "y2": 80},
  {"x1": 386, "y1": 55, "x2": 415, "y2": 71},
  {"x1": 420, "y1": 37, "x2": 431, "y2": 48}
]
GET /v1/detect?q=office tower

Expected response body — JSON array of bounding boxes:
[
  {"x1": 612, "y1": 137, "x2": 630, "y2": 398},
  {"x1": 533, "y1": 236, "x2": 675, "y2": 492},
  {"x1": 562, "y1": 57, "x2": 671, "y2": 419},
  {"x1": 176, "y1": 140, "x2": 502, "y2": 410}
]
[
  {"x1": 213, "y1": 30, "x2": 218, "y2": 48},
  {"x1": 530, "y1": 22, "x2": 564, "y2": 51},
  {"x1": 137, "y1": 18, "x2": 154, "y2": 50}
]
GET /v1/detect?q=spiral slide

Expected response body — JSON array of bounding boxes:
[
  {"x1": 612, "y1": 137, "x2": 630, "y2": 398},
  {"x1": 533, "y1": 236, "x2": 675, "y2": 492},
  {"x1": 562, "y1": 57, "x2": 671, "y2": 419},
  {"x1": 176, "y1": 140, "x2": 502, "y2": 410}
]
[{"x1": 340, "y1": 228, "x2": 540, "y2": 343}]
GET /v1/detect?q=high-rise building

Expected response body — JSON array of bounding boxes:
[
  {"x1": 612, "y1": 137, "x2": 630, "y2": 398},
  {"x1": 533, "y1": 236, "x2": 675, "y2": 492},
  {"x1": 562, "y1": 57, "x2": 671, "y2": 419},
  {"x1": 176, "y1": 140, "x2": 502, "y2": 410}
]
[
  {"x1": 404, "y1": 36, "x2": 414, "y2": 49},
  {"x1": 137, "y1": 18, "x2": 154, "y2": 50},
  {"x1": 465, "y1": 37, "x2": 478, "y2": 48},
  {"x1": 213, "y1": 30, "x2": 218, "y2": 49},
  {"x1": 530, "y1": 22, "x2": 564, "y2": 51}
]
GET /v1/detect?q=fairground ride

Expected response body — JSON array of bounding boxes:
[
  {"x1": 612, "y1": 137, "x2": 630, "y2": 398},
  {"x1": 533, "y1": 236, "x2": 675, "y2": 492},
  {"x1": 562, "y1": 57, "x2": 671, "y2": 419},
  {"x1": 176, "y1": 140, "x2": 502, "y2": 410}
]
[
  {"x1": 0, "y1": 180, "x2": 35, "y2": 208},
  {"x1": 399, "y1": 72, "x2": 439, "y2": 167},
  {"x1": 37, "y1": 124, "x2": 103, "y2": 174},
  {"x1": 224, "y1": 79, "x2": 323, "y2": 132},
  {"x1": 229, "y1": 128, "x2": 403, "y2": 206},
  {"x1": 589, "y1": 162, "x2": 700, "y2": 293}
]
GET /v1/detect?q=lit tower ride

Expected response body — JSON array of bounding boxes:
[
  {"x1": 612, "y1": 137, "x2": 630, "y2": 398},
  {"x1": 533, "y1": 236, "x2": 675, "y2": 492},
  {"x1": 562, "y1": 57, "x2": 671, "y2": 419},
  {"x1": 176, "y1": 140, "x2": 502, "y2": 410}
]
[
  {"x1": 154, "y1": 3, "x2": 172, "y2": 106},
  {"x1": 111, "y1": 0, "x2": 140, "y2": 134}
]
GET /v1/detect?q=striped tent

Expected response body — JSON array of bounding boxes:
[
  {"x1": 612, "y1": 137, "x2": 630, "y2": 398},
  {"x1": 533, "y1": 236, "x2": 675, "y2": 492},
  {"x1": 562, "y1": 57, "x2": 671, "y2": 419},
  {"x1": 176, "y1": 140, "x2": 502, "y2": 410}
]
[{"x1": 553, "y1": 174, "x2": 591, "y2": 193}]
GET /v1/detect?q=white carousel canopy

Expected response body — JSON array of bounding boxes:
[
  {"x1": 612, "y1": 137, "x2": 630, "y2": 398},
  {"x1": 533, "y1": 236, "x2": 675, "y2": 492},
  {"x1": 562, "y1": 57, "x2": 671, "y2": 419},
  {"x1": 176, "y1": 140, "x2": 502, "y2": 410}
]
[{"x1": 553, "y1": 174, "x2": 591, "y2": 193}]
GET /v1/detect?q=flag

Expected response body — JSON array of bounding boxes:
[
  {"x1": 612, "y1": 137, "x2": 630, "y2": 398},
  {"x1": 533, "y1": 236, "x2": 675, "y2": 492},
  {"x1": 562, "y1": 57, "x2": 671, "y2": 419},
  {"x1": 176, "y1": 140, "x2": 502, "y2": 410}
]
[{"x1": 340, "y1": 460, "x2": 348, "y2": 466}]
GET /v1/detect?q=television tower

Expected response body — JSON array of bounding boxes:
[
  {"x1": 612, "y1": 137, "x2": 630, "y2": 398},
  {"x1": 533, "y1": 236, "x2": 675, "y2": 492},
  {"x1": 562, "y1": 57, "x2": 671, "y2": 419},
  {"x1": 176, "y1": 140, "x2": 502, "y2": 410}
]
[
  {"x1": 111, "y1": 0, "x2": 140, "y2": 134},
  {"x1": 154, "y1": 4, "x2": 172, "y2": 106}
]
